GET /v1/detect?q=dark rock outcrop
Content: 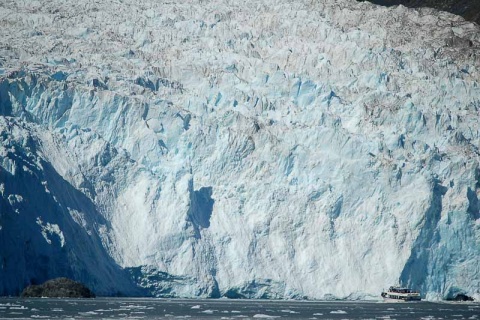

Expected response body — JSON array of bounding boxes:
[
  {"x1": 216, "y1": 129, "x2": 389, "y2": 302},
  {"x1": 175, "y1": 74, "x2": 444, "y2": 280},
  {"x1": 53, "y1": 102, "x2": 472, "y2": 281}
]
[
  {"x1": 358, "y1": 0, "x2": 480, "y2": 25},
  {"x1": 447, "y1": 294, "x2": 475, "y2": 301},
  {"x1": 21, "y1": 278, "x2": 95, "y2": 298}
]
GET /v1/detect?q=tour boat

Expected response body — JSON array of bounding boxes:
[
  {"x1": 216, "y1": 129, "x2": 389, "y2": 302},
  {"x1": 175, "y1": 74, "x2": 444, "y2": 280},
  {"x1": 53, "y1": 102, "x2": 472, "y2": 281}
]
[{"x1": 381, "y1": 286, "x2": 421, "y2": 301}]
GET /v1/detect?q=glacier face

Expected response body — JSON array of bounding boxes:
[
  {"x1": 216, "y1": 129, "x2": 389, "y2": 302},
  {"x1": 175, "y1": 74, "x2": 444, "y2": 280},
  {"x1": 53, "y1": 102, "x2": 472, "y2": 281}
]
[
  {"x1": 0, "y1": 0, "x2": 479, "y2": 300},
  {"x1": 0, "y1": 116, "x2": 140, "y2": 295}
]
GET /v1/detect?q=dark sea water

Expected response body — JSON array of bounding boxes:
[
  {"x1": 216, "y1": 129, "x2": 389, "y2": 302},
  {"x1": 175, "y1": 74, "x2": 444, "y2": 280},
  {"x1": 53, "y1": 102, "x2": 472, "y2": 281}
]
[{"x1": 0, "y1": 297, "x2": 478, "y2": 319}]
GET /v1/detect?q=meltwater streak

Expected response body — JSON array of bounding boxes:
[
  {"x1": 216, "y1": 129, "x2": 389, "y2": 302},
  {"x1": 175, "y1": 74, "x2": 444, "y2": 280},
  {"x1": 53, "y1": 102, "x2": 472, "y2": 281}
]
[{"x1": 0, "y1": 298, "x2": 478, "y2": 319}]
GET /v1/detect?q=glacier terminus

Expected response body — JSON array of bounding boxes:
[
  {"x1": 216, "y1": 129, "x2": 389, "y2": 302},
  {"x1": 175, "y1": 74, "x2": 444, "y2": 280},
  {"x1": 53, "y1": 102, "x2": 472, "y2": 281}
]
[{"x1": 0, "y1": 0, "x2": 479, "y2": 300}]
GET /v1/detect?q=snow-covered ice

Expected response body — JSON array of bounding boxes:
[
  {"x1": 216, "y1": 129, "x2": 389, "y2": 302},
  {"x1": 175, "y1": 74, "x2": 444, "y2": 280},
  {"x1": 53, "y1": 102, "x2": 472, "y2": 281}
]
[{"x1": 0, "y1": 0, "x2": 479, "y2": 300}]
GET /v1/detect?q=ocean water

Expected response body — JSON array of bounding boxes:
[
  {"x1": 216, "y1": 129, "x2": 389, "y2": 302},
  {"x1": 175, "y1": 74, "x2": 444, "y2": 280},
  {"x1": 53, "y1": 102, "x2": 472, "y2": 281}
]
[{"x1": 0, "y1": 297, "x2": 478, "y2": 319}]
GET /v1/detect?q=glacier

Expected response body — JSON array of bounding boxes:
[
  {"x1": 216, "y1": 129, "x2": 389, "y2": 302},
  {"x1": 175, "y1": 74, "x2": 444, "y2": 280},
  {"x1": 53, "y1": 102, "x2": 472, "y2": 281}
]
[{"x1": 0, "y1": 0, "x2": 479, "y2": 300}]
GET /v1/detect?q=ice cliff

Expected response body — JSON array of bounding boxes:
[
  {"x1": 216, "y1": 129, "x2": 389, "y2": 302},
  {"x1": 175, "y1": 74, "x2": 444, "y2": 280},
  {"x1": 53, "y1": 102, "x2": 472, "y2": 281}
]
[{"x1": 0, "y1": 0, "x2": 479, "y2": 300}]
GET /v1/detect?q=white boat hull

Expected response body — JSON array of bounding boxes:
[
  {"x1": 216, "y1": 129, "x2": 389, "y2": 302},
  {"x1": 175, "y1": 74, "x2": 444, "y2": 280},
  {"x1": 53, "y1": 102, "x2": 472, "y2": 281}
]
[{"x1": 381, "y1": 291, "x2": 421, "y2": 301}]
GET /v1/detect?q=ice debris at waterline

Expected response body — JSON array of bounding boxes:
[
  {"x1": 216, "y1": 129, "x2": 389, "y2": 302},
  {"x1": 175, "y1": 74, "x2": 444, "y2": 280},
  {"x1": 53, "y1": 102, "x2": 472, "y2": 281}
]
[{"x1": 0, "y1": 0, "x2": 479, "y2": 300}]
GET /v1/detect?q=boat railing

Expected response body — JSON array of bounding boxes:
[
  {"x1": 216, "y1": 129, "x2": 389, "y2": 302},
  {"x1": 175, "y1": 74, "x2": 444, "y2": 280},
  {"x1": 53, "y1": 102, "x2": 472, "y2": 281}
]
[{"x1": 388, "y1": 287, "x2": 420, "y2": 294}]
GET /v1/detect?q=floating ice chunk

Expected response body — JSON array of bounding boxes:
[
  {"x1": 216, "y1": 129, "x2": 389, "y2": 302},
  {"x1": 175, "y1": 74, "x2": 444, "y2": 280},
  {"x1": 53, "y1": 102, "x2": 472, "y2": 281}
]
[
  {"x1": 200, "y1": 309, "x2": 214, "y2": 314},
  {"x1": 78, "y1": 311, "x2": 99, "y2": 315},
  {"x1": 330, "y1": 310, "x2": 347, "y2": 314},
  {"x1": 10, "y1": 306, "x2": 27, "y2": 310}
]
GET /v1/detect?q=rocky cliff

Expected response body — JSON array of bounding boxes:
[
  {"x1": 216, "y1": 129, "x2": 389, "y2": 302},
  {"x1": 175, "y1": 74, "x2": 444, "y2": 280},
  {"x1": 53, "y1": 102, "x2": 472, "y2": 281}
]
[{"x1": 358, "y1": 0, "x2": 480, "y2": 25}]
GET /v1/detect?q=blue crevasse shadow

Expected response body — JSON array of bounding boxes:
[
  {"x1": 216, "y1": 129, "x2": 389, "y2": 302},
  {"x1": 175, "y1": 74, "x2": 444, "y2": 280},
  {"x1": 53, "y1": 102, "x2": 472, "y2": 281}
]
[{"x1": 187, "y1": 180, "x2": 214, "y2": 238}]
